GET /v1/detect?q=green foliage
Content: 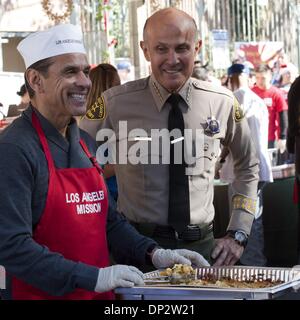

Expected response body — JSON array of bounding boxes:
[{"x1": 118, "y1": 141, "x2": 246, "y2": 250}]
[
  {"x1": 95, "y1": 0, "x2": 130, "y2": 58},
  {"x1": 96, "y1": 1, "x2": 112, "y2": 31},
  {"x1": 101, "y1": 50, "x2": 110, "y2": 63},
  {"x1": 111, "y1": 0, "x2": 130, "y2": 58}
]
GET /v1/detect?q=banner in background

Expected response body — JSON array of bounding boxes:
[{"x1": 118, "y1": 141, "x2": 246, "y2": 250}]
[
  {"x1": 234, "y1": 41, "x2": 284, "y2": 68},
  {"x1": 211, "y1": 29, "x2": 231, "y2": 69}
]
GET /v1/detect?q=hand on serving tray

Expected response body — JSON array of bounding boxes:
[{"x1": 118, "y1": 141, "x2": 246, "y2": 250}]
[
  {"x1": 211, "y1": 235, "x2": 244, "y2": 266},
  {"x1": 151, "y1": 248, "x2": 210, "y2": 269}
]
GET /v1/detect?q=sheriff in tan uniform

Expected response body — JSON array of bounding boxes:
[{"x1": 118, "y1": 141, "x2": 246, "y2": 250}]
[
  {"x1": 81, "y1": 74, "x2": 259, "y2": 261},
  {"x1": 80, "y1": 7, "x2": 259, "y2": 266}
]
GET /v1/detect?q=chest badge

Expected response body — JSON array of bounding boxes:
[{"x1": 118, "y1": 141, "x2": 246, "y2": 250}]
[{"x1": 205, "y1": 117, "x2": 220, "y2": 135}]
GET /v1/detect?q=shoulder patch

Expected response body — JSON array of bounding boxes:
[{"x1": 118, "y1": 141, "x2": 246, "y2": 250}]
[
  {"x1": 233, "y1": 97, "x2": 244, "y2": 122},
  {"x1": 85, "y1": 96, "x2": 106, "y2": 120},
  {"x1": 232, "y1": 194, "x2": 256, "y2": 215}
]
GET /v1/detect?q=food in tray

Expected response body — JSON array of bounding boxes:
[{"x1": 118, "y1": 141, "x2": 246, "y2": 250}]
[
  {"x1": 159, "y1": 264, "x2": 196, "y2": 277},
  {"x1": 156, "y1": 265, "x2": 284, "y2": 288},
  {"x1": 156, "y1": 264, "x2": 196, "y2": 284},
  {"x1": 188, "y1": 276, "x2": 284, "y2": 289}
]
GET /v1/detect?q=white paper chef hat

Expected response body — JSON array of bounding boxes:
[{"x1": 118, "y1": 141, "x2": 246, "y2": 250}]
[{"x1": 17, "y1": 24, "x2": 86, "y2": 69}]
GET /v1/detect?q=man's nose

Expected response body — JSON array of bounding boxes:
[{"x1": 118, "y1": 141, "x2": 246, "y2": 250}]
[
  {"x1": 167, "y1": 50, "x2": 179, "y2": 64},
  {"x1": 76, "y1": 71, "x2": 91, "y2": 88}
]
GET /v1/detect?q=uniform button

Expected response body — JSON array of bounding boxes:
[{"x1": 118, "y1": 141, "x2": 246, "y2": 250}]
[
  {"x1": 204, "y1": 143, "x2": 209, "y2": 151},
  {"x1": 211, "y1": 152, "x2": 215, "y2": 157}
]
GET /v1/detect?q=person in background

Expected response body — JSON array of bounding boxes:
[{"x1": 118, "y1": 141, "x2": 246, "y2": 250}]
[
  {"x1": 81, "y1": 7, "x2": 259, "y2": 267},
  {"x1": 86, "y1": 63, "x2": 121, "y2": 201},
  {"x1": 287, "y1": 76, "x2": 300, "y2": 157},
  {"x1": 116, "y1": 61, "x2": 132, "y2": 84},
  {"x1": 220, "y1": 73, "x2": 229, "y2": 88},
  {"x1": 192, "y1": 60, "x2": 221, "y2": 85},
  {"x1": 86, "y1": 64, "x2": 121, "y2": 109},
  {"x1": 287, "y1": 76, "x2": 300, "y2": 263},
  {"x1": 218, "y1": 63, "x2": 273, "y2": 266},
  {"x1": 248, "y1": 69, "x2": 256, "y2": 89},
  {"x1": 279, "y1": 65, "x2": 298, "y2": 104},
  {"x1": 7, "y1": 84, "x2": 30, "y2": 118},
  {"x1": 17, "y1": 84, "x2": 30, "y2": 109},
  {"x1": 252, "y1": 64, "x2": 288, "y2": 153},
  {"x1": 192, "y1": 61, "x2": 209, "y2": 81},
  {"x1": 271, "y1": 51, "x2": 298, "y2": 88},
  {"x1": 278, "y1": 65, "x2": 298, "y2": 164},
  {"x1": 0, "y1": 23, "x2": 209, "y2": 300}
]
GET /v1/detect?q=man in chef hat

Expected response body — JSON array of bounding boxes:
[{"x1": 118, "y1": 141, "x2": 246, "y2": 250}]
[{"x1": 0, "y1": 23, "x2": 209, "y2": 300}]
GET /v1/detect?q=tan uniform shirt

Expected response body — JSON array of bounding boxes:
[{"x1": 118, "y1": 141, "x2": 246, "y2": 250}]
[{"x1": 80, "y1": 75, "x2": 259, "y2": 234}]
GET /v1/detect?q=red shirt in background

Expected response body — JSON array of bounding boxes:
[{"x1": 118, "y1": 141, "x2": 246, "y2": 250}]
[{"x1": 252, "y1": 85, "x2": 288, "y2": 141}]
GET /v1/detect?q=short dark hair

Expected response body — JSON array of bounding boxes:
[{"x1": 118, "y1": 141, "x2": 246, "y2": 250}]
[
  {"x1": 192, "y1": 66, "x2": 209, "y2": 81},
  {"x1": 227, "y1": 63, "x2": 250, "y2": 76},
  {"x1": 255, "y1": 64, "x2": 271, "y2": 73},
  {"x1": 16, "y1": 84, "x2": 27, "y2": 97},
  {"x1": 25, "y1": 57, "x2": 54, "y2": 98}
]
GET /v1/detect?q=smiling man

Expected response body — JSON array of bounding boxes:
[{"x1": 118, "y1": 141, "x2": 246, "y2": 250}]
[
  {"x1": 0, "y1": 23, "x2": 210, "y2": 300},
  {"x1": 140, "y1": 9, "x2": 199, "y2": 93},
  {"x1": 81, "y1": 8, "x2": 259, "y2": 268}
]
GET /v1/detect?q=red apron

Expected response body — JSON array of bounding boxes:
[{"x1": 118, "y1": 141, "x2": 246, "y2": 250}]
[{"x1": 12, "y1": 111, "x2": 114, "y2": 300}]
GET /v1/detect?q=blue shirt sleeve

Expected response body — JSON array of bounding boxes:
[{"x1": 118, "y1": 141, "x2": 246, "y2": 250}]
[{"x1": 0, "y1": 143, "x2": 99, "y2": 297}]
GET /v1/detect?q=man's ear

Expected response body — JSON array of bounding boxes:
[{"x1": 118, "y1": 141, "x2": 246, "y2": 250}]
[
  {"x1": 140, "y1": 40, "x2": 150, "y2": 62},
  {"x1": 194, "y1": 40, "x2": 202, "y2": 56},
  {"x1": 25, "y1": 69, "x2": 44, "y2": 94}
]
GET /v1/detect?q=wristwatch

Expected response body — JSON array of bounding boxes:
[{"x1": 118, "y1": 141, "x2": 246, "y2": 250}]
[{"x1": 227, "y1": 230, "x2": 248, "y2": 247}]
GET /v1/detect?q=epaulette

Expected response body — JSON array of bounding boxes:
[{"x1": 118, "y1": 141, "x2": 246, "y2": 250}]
[
  {"x1": 191, "y1": 78, "x2": 234, "y2": 99},
  {"x1": 103, "y1": 77, "x2": 149, "y2": 101},
  {"x1": 84, "y1": 78, "x2": 149, "y2": 120},
  {"x1": 191, "y1": 79, "x2": 244, "y2": 122}
]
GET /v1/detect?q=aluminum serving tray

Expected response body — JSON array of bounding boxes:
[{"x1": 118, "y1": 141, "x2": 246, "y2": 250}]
[{"x1": 115, "y1": 266, "x2": 300, "y2": 300}]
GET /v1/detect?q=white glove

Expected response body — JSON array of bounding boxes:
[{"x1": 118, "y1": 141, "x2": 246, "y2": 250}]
[
  {"x1": 94, "y1": 265, "x2": 144, "y2": 293},
  {"x1": 277, "y1": 139, "x2": 286, "y2": 154},
  {"x1": 151, "y1": 249, "x2": 210, "y2": 269}
]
